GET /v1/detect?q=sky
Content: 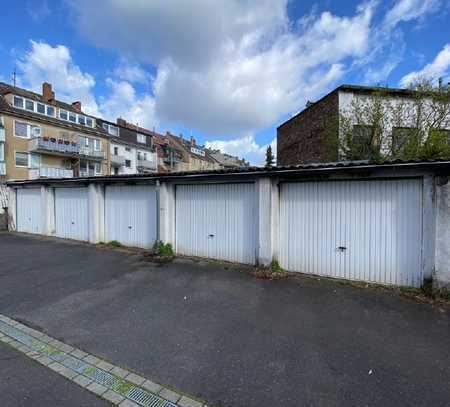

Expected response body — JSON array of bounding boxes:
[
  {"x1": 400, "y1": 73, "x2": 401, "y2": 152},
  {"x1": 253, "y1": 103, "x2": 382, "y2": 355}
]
[{"x1": 0, "y1": 0, "x2": 449, "y2": 164}]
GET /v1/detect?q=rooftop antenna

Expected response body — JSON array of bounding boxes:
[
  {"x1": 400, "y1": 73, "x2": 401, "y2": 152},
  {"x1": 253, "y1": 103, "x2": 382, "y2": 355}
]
[{"x1": 11, "y1": 65, "x2": 17, "y2": 87}]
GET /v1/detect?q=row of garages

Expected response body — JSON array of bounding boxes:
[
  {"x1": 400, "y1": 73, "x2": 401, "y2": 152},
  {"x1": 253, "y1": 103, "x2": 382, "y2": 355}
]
[{"x1": 14, "y1": 177, "x2": 427, "y2": 288}]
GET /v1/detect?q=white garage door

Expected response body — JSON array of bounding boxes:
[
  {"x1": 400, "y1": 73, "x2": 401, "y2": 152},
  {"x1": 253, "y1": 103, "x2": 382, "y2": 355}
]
[
  {"x1": 105, "y1": 185, "x2": 157, "y2": 248},
  {"x1": 279, "y1": 179, "x2": 423, "y2": 287},
  {"x1": 16, "y1": 188, "x2": 41, "y2": 234},
  {"x1": 55, "y1": 187, "x2": 89, "y2": 241},
  {"x1": 176, "y1": 183, "x2": 257, "y2": 264}
]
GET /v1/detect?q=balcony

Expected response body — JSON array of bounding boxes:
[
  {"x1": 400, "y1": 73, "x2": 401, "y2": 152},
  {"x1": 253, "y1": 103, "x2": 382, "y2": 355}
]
[
  {"x1": 0, "y1": 127, "x2": 5, "y2": 142},
  {"x1": 0, "y1": 162, "x2": 5, "y2": 176},
  {"x1": 29, "y1": 167, "x2": 73, "y2": 180},
  {"x1": 137, "y1": 158, "x2": 157, "y2": 171},
  {"x1": 79, "y1": 146, "x2": 106, "y2": 160},
  {"x1": 29, "y1": 137, "x2": 79, "y2": 157},
  {"x1": 111, "y1": 154, "x2": 126, "y2": 167}
]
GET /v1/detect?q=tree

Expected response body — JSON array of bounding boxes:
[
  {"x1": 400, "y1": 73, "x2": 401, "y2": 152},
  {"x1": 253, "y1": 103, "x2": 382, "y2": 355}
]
[
  {"x1": 332, "y1": 79, "x2": 450, "y2": 162},
  {"x1": 265, "y1": 145, "x2": 275, "y2": 167}
]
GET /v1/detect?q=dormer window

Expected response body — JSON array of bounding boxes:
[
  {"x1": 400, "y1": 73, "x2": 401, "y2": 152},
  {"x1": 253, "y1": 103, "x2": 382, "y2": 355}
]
[
  {"x1": 102, "y1": 123, "x2": 119, "y2": 136},
  {"x1": 137, "y1": 133, "x2": 146, "y2": 143},
  {"x1": 59, "y1": 110, "x2": 68, "y2": 120},
  {"x1": 69, "y1": 111, "x2": 77, "y2": 123},
  {"x1": 46, "y1": 105, "x2": 55, "y2": 117},
  {"x1": 13, "y1": 96, "x2": 24, "y2": 108},
  {"x1": 78, "y1": 115, "x2": 86, "y2": 126},
  {"x1": 25, "y1": 100, "x2": 34, "y2": 111},
  {"x1": 37, "y1": 103, "x2": 46, "y2": 114},
  {"x1": 86, "y1": 117, "x2": 93, "y2": 128}
]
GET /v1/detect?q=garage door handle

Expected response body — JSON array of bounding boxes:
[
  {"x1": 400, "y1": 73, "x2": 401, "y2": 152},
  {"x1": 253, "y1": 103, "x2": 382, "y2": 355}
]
[
  {"x1": 337, "y1": 246, "x2": 347, "y2": 252},
  {"x1": 208, "y1": 234, "x2": 215, "y2": 238},
  {"x1": 128, "y1": 226, "x2": 132, "y2": 229},
  {"x1": 71, "y1": 221, "x2": 75, "y2": 225}
]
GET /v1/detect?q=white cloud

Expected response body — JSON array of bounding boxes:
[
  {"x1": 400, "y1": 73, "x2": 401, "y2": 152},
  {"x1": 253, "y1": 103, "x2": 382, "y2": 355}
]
[
  {"x1": 400, "y1": 44, "x2": 450, "y2": 86},
  {"x1": 206, "y1": 135, "x2": 276, "y2": 166},
  {"x1": 113, "y1": 60, "x2": 152, "y2": 84},
  {"x1": 17, "y1": 40, "x2": 99, "y2": 115},
  {"x1": 16, "y1": 40, "x2": 158, "y2": 128},
  {"x1": 99, "y1": 78, "x2": 157, "y2": 128},
  {"x1": 70, "y1": 0, "x2": 376, "y2": 136},
  {"x1": 383, "y1": 0, "x2": 441, "y2": 28}
]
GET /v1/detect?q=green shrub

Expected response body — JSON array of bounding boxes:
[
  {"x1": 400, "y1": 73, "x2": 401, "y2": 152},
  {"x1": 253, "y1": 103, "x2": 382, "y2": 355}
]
[
  {"x1": 109, "y1": 240, "x2": 122, "y2": 248},
  {"x1": 270, "y1": 260, "x2": 284, "y2": 273},
  {"x1": 154, "y1": 241, "x2": 174, "y2": 257}
]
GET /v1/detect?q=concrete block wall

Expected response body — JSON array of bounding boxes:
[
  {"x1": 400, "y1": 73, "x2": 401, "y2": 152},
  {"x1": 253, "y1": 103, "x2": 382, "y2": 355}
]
[{"x1": 435, "y1": 180, "x2": 450, "y2": 289}]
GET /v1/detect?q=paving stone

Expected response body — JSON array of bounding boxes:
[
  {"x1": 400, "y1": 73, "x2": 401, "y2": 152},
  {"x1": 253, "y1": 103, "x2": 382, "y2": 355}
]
[
  {"x1": 178, "y1": 395, "x2": 204, "y2": 407},
  {"x1": 86, "y1": 381, "x2": 108, "y2": 396},
  {"x1": 73, "y1": 375, "x2": 93, "y2": 388},
  {"x1": 36, "y1": 355, "x2": 53, "y2": 366},
  {"x1": 71, "y1": 348, "x2": 88, "y2": 359},
  {"x1": 59, "y1": 367, "x2": 78, "y2": 379},
  {"x1": 1, "y1": 336, "x2": 13, "y2": 343},
  {"x1": 118, "y1": 399, "x2": 140, "y2": 407},
  {"x1": 110, "y1": 366, "x2": 129, "y2": 378},
  {"x1": 103, "y1": 389, "x2": 125, "y2": 404},
  {"x1": 39, "y1": 334, "x2": 53, "y2": 343},
  {"x1": 159, "y1": 388, "x2": 182, "y2": 403},
  {"x1": 97, "y1": 360, "x2": 114, "y2": 371},
  {"x1": 84, "y1": 354, "x2": 101, "y2": 365},
  {"x1": 59, "y1": 343, "x2": 74, "y2": 353},
  {"x1": 142, "y1": 379, "x2": 162, "y2": 394},
  {"x1": 48, "y1": 362, "x2": 65, "y2": 373},
  {"x1": 125, "y1": 372, "x2": 146, "y2": 386}
]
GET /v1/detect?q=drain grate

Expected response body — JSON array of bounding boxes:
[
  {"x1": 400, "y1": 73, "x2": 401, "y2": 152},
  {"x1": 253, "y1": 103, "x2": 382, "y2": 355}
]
[{"x1": 127, "y1": 387, "x2": 165, "y2": 407}]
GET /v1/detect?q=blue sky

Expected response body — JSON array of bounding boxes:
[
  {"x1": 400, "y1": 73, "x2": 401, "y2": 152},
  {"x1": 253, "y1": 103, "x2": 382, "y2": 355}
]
[{"x1": 0, "y1": 0, "x2": 449, "y2": 164}]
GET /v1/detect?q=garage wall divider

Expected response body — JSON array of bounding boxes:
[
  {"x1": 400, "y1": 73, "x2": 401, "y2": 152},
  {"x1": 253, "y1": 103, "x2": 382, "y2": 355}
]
[{"x1": 8, "y1": 171, "x2": 450, "y2": 288}]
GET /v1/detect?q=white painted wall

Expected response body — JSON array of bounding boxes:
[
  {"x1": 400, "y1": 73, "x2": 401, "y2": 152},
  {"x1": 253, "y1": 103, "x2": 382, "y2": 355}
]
[
  {"x1": 110, "y1": 142, "x2": 137, "y2": 175},
  {"x1": 338, "y1": 90, "x2": 450, "y2": 156}
]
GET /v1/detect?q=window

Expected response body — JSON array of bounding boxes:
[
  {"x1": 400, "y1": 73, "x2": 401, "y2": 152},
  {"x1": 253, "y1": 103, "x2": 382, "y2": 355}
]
[
  {"x1": 86, "y1": 117, "x2": 93, "y2": 128},
  {"x1": 46, "y1": 105, "x2": 55, "y2": 116},
  {"x1": 80, "y1": 160, "x2": 87, "y2": 173},
  {"x1": 143, "y1": 153, "x2": 147, "y2": 160},
  {"x1": 114, "y1": 167, "x2": 119, "y2": 175},
  {"x1": 125, "y1": 159, "x2": 131, "y2": 168},
  {"x1": 94, "y1": 139, "x2": 101, "y2": 151},
  {"x1": 30, "y1": 125, "x2": 41, "y2": 138},
  {"x1": 137, "y1": 133, "x2": 146, "y2": 143},
  {"x1": 15, "y1": 152, "x2": 29, "y2": 167},
  {"x1": 114, "y1": 147, "x2": 119, "y2": 155},
  {"x1": 25, "y1": 100, "x2": 34, "y2": 111},
  {"x1": 102, "y1": 123, "x2": 119, "y2": 136},
  {"x1": 352, "y1": 125, "x2": 374, "y2": 159},
  {"x1": 69, "y1": 112, "x2": 77, "y2": 122},
  {"x1": 13, "y1": 96, "x2": 23, "y2": 108},
  {"x1": 37, "y1": 103, "x2": 46, "y2": 114},
  {"x1": 125, "y1": 147, "x2": 131, "y2": 152},
  {"x1": 392, "y1": 127, "x2": 415, "y2": 156},
  {"x1": 137, "y1": 151, "x2": 142, "y2": 160},
  {"x1": 29, "y1": 153, "x2": 40, "y2": 169},
  {"x1": 14, "y1": 121, "x2": 29, "y2": 138},
  {"x1": 78, "y1": 115, "x2": 86, "y2": 126},
  {"x1": 59, "y1": 110, "x2": 68, "y2": 120},
  {"x1": 94, "y1": 163, "x2": 101, "y2": 175}
]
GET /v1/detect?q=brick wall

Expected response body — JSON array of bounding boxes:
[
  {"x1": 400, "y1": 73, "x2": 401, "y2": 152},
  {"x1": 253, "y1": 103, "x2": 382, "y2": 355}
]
[{"x1": 277, "y1": 91, "x2": 339, "y2": 166}]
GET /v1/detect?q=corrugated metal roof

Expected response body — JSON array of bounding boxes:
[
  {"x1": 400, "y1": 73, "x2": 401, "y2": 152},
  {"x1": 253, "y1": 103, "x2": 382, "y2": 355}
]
[{"x1": 7, "y1": 159, "x2": 450, "y2": 186}]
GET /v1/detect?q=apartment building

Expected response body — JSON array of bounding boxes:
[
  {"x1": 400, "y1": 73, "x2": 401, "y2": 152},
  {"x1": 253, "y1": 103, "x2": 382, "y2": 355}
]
[
  {"x1": 0, "y1": 82, "x2": 109, "y2": 180},
  {"x1": 166, "y1": 134, "x2": 221, "y2": 172},
  {"x1": 277, "y1": 84, "x2": 450, "y2": 166},
  {"x1": 99, "y1": 118, "x2": 158, "y2": 175}
]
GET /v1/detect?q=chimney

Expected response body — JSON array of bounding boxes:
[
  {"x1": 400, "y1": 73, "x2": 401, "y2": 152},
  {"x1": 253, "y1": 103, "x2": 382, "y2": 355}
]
[
  {"x1": 42, "y1": 82, "x2": 54, "y2": 103},
  {"x1": 117, "y1": 118, "x2": 127, "y2": 127},
  {"x1": 190, "y1": 136, "x2": 196, "y2": 145},
  {"x1": 72, "y1": 101, "x2": 82, "y2": 112}
]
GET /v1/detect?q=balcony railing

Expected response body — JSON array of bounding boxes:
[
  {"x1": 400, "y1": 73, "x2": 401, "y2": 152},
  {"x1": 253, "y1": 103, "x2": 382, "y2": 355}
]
[
  {"x1": 29, "y1": 137, "x2": 79, "y2": 156},
  {"x1": 137, "y1": 158, "x2": 157, "y2": 171},
  {"x1": 111, "y1": 154, "x2": 126, "y2": 167},
  {"x1": 29, "y1": 167, "x2": 73, "y2": 180},
  {"x1": 0, "y1": 162, "x2": 5, "y2": 176},
  {"x1": 0, "y1": 127, "x2": 5, "y2": 143},
  {"x1": 79, "y1": 146, "x2": 106, "y2": 160}
]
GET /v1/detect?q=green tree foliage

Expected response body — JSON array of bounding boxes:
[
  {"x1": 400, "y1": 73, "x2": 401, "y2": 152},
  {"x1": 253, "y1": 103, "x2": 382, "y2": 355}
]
[
  {"x1": 265, "y1": 145, "x2": 275, "y2": 167},
  {"x1": 335, "y1": 80, "x2": 450, "y2": 162}
]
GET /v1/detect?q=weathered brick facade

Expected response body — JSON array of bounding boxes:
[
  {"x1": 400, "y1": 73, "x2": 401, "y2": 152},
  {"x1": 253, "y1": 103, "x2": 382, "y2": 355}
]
[{"x1": 277, "y1": 90, "x2": 339, "y2": 166}]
